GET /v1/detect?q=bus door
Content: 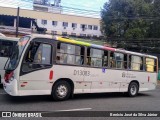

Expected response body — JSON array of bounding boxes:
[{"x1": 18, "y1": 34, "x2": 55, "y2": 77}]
[{"x1": 19, "y1": 38, "x2": 54, "y2": 92}]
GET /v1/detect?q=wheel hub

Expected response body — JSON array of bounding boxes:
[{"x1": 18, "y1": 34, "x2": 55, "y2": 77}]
[{"x1": 56, "y1": 85, "x2": 68, "y2": 98}]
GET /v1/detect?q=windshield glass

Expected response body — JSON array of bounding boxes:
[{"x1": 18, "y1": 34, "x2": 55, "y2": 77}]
[{"x1": 5, "y1": 36, "x2": 30, "y2": 70}]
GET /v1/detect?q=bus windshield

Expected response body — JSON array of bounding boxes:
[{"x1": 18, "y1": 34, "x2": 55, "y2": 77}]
[{"x1": 5, "y1": 36, "x2": 30, "y2": 71}]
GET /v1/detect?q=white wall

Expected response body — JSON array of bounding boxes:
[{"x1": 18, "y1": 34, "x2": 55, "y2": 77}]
[{"x1": 36, "y1": 19, "x2": 102, "y2": 37}]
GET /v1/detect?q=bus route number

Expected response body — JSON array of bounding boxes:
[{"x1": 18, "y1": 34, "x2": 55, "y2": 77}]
[{"x1": 73, "y1": 70, "x2": 90, "y2": 76}]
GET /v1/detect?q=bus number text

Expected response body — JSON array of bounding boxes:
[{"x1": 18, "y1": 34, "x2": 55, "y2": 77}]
[{"x1": 73, "y1": 70, "x2": 90, "y2": 76}]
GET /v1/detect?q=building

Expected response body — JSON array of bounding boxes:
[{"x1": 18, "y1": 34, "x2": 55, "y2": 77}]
[
  {"x1": 0, "y1": 5, "x2": 102, "y2": 37},
  {"x1": 33, "y1": 0, "x2": 62, "y2": 13}
]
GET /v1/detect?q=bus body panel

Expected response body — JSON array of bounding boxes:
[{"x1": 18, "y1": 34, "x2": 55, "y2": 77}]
[
  {"x1": 84, "y1": 68, "x2": 123, "y2": 93},
  {"x1": 52, "y1": 65, "x2": 86, "y2": 93},
  {"x1": 127, "y1": 71, "x2": 157, "y2": 91},
  {"x1": 18, "y1": 65, "x2": 85, "y2": 94},
  {"x1": 19, "y1": 69, "x2": 53, "y2": 91},
  {"x1": 4, "y1": 64, "x2": 157, "y2": 96},
  {"x1": 3, "y1": 79, "x2": 18, "y2": 96}
]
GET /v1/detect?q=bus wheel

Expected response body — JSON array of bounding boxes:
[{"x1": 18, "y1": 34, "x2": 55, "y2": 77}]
[
  {"x1": 51, "y1": 81, "x2": 71, "y2": 101},
  {"x1": 128, "y1": 82, "x2": 139, "y2": 97}
]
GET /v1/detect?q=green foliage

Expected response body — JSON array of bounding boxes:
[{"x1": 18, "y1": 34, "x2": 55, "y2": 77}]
[{"x1": 101, "y1": 0, "x2": 159, "y2": 39}]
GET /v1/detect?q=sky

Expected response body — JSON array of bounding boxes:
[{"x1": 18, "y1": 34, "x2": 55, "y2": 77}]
[
  {"x1": 61, "y1": 0, "x2": 107, "y2": 11},
  {"x1": 61, "y1": 0, "x2": 108, "y2": 18},
  {"x1": 0, "y1": 0, "x2": 33, "y2": 9},
  {"x1": 0, "y1": 0, "x2": 108, "y2": 17}
]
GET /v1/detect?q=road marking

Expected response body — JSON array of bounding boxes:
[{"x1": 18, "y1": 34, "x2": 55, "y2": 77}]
[{"x1": 55, "y1": 108, "x2": 92, "y2": 112}]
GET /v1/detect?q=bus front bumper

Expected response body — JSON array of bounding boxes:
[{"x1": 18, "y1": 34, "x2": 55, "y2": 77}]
[{"x1": 3, "y1": 80, "x2": 18, "y2": 96}]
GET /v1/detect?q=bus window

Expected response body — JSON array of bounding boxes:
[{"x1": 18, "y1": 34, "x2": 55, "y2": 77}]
[
  {"x1": 145, "y1": 58, "x2": 156, "y2": 72},
  {"x1": 110, "y1": 52, "x2": 125, "y2": 69},
  {"x1": 0, "y1": 40, "x2": 13, "y2": 57},
  {"x1": 154, "y1": 59, "x2": 157, "y2": 72},
  {"x1": 103, "y1": 51, "x2": 108, "y2": 67},
  {"x1": 22, "y1": 42, "x2": 52, "y2": 72},
  {"x1": 124, "y1": 54, "x2": 127, "y2": 69},
  {"x1": 110, "y1": 52, "x2": 116, "y2": 68},
  {"x1": 129, "y1": 55, "x2": 143, "y2": 71},
  {"x1": 114, "y1": 53, "x2": 124, "y2": 69},
  {"x1": 87, "y1": 48, "x2": 104, "y2": 67},
  {"x1": 56, "y1": 43, "x2": 84, "y2": 65}
]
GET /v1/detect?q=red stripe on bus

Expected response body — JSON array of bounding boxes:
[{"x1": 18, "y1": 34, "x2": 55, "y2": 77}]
[{"x1": 103, "y1": 47, "x2": 115, "y2": 51}]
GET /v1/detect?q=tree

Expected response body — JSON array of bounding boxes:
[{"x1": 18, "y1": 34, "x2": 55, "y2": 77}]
[
  {"x1": 147, "y1": 0, "x2": 160, "y2": 38},
  {"x1": 101, "y1": 0, "x2": 153, "y2": 39}
]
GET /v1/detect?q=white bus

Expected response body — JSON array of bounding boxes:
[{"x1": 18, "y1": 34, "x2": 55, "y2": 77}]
[
  {"x1": 0, "y1": 36, "x2": 19, "y2": 84},
  {"x1": 3, "y1": 35, "x2": 158, "y2": 101}
]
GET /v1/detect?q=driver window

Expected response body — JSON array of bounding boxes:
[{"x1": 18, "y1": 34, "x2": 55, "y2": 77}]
[
  {"x1": 26, "y1": 43, "x2": 51, "y2": 64},
  {"x1": 22, "y1": 42, "x2": 52, "y2": 72}
]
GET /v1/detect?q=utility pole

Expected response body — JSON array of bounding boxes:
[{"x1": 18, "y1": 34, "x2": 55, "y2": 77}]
[{"x1": 16, "y1": 7, "x2": 20, "y2": 37}]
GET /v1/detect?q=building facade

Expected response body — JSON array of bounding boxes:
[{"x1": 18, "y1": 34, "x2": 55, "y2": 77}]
[
  {"x1": 0, "y1": 6, "x2": 102, "y2": 37},
  {"x1": 36, "y1": 19, "x2": 101, "y2": 37}
]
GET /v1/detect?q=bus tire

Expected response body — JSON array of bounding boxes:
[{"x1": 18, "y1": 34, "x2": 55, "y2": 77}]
[
  {"x1": 127, "y1": 82, "x2": 139, "y2": 97},
  {"x1": 51, "y1": 81, "x2": 71, "y2": 101}
]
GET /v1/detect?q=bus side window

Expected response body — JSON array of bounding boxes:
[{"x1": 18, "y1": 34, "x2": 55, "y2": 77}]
[
  {"x1": 56, "y1": 43, "x2": 66, "y2": 64},
  {"x1": 103, "y1": 51, "x2": 108, "y2": 67},
  {"x1": 110, "y1": 52, "x2": 115, "y2": 68},
  {"x1": 109, "y1": 52, "x2": 126, "y2": 69},
  {"x1": 124, "y1": 54, "x2": 127, "y2": 69},
  {"x1": 145, "y1": 58, "x2": 155, "y2": 72},
  {"x1": 22, "y1": 42, "x2": 52, "y2": 72},
  {"x1": 154, "y1": 59, "x2": 157, "y2": 72},
  {"x1": 87, "y1": 48, "x2": 91, "y2": 65},
  {"x1": 75, "y1": 46, "x2": 84, "y2": 65},
  {"x1": 130, "y1": 55, "x2": 143, "y2": 71},
  {"x1": 25, "y1": 43, "x2": 39, "y2": 63},
  {"x1": 87, "y1": 48, "x2": 104, "y2": 67},
  {"x1": 56, "y1": 42, "x2": 84, "y2": 65},
  {"x1": 114, "y1": 52, "x2": 124, "y2": 69}
]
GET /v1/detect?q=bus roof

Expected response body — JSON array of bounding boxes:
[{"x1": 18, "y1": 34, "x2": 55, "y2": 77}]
[
  {"x1": 0, "y1": 36, "x2": 19, "y2": 41},
  {"x1": 29, "y1": 34, "x2": 157, "y2": 59}
]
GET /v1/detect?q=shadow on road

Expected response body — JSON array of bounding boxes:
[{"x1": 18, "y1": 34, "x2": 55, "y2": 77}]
[
  {"x1": 72, "y1": 92, "x2": 151, "y2": 100},
  {"x1": 4, "y1": 95, "x2": 53, "y2": 104},
  {"x1": 3, "y1": 92, "x2": 152, "y2": 104}
]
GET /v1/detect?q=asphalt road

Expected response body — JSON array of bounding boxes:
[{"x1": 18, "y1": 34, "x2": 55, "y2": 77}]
[{"x1": 0, "y1": 85, "x2": 160, "y2": 120}]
